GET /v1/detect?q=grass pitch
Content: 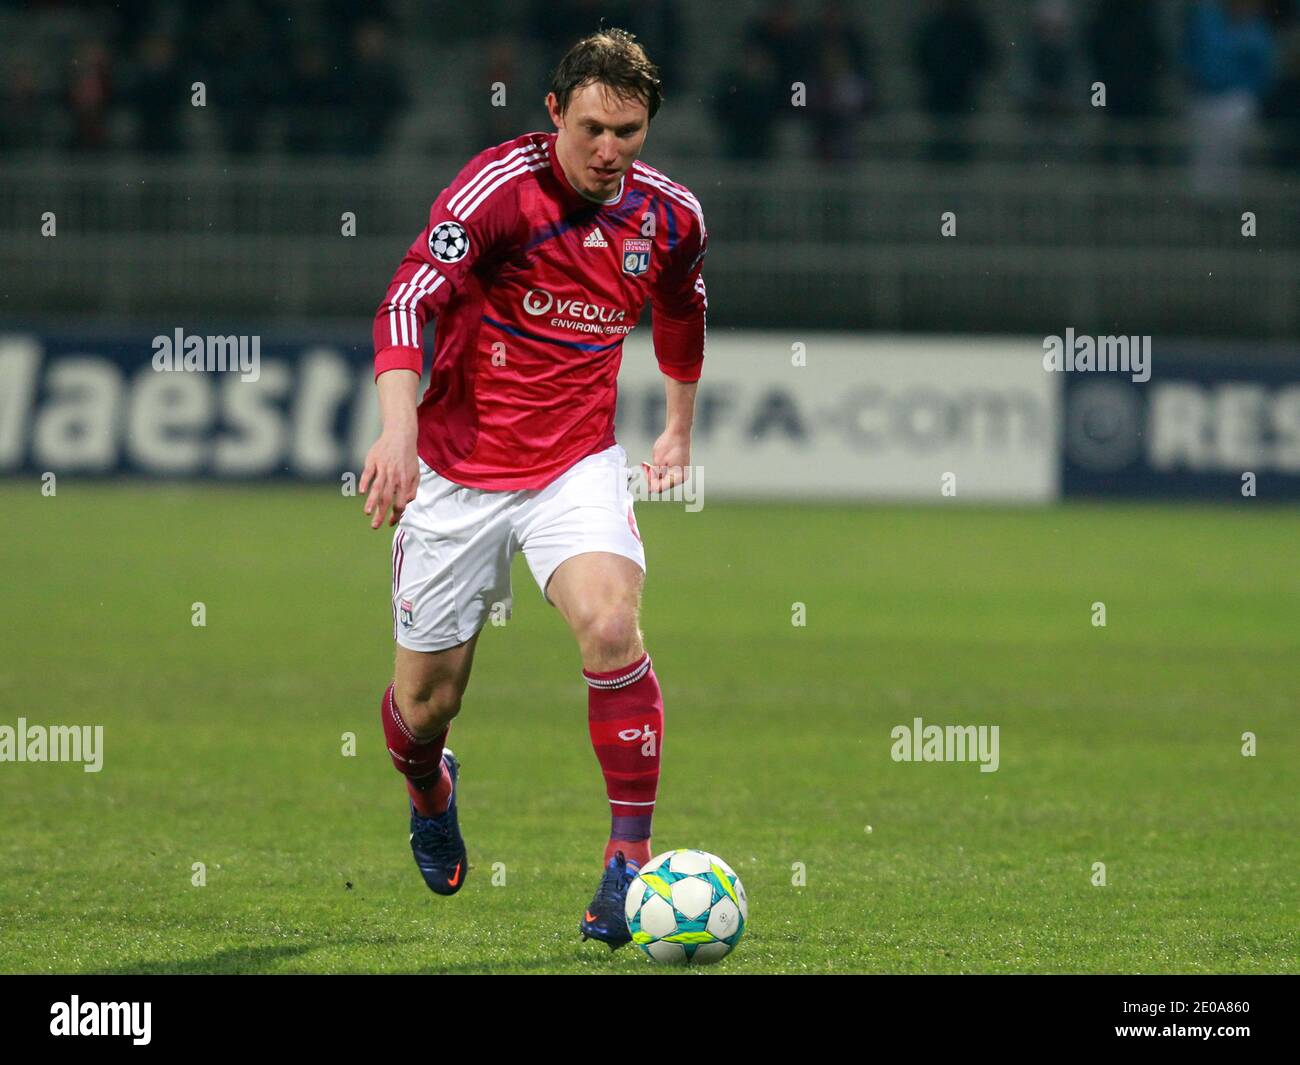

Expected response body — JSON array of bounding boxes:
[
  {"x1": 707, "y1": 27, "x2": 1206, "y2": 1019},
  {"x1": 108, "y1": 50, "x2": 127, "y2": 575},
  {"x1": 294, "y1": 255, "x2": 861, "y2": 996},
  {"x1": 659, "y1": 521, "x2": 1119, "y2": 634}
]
[{"x1": 0, "y1": 483, "x2": 1296, "y2": 973}]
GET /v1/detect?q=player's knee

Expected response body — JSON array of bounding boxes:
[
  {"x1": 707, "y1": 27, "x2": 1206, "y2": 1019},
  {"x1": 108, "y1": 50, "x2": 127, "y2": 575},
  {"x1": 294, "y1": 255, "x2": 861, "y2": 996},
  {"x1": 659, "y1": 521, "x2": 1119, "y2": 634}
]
[
  {"x1": 395, "y1": 679, "x2": 464, "y2": 737},
  {"x1": 582, "y1": 609, "x2": 642, "y2": 668}
]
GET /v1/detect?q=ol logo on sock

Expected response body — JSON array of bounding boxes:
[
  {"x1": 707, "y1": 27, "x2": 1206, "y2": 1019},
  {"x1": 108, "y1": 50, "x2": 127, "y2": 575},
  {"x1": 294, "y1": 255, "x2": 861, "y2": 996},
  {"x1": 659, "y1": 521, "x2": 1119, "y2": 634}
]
[{"x1": 618, "y1": 724, "x2": 658, "y2": 757}]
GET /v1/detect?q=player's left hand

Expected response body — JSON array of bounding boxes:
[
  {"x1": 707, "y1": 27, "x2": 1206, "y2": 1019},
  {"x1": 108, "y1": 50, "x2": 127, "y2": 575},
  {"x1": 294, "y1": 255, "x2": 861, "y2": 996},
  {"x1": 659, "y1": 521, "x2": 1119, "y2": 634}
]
[{"x1": 642, "y1": 430, "x2": 691, "y2": 494}]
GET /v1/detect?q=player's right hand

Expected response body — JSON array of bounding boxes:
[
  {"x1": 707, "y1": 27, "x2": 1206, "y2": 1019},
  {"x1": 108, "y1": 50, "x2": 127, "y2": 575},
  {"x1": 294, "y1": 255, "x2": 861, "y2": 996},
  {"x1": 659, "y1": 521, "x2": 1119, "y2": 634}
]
[{"x1": 360, "y1": 428, "x2": 419, "y2": 530}]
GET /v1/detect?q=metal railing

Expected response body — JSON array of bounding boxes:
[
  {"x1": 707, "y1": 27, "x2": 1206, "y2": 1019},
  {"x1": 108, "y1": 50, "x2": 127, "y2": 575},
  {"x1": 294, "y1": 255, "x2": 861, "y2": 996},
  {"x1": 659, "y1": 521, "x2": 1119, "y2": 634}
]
[{"x1": 1, "y1": 156, "x2": 1296, "y2": 337}]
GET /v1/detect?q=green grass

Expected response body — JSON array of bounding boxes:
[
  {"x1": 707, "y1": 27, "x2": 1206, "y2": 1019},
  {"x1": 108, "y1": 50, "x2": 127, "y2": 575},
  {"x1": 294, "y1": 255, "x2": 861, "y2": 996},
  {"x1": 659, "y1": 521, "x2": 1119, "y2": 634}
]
[{"x1": 0, "y1": 483, "x2": 1297, "y2": 973}]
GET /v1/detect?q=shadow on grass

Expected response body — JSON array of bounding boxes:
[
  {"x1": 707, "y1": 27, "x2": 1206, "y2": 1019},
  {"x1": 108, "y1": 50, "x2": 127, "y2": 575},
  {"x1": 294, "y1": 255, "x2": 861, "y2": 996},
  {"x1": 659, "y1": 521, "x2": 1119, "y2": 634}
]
[
  {"x1": 84, "y1": 943, "x2": 321, "y2": 975},
  {"x1": 80, "y1": 940, "x2": 625, "y2": 975},
  {"x1": 407, "y1": 952, "x2": 641, "y2": 976}
]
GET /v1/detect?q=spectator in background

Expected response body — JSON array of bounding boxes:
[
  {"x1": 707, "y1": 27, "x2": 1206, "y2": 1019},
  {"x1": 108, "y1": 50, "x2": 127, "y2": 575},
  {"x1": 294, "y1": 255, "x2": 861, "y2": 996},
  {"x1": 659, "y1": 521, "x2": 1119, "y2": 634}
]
[
  {"x1": 1019, "y1": 0, "x2": 1077, "y2": 118},
  {"x1": 191, "y1": 1, "x2": 279, "y2": 156},
  {"x1": 65, "y1": 38, "x2": 113, "y2": 151},
  {"x1": 745, "y1": 0, "x2": 809, "y2": 104},
  {"x1": 127, "y1": 29, "x2": 186, "y2": 154},
  {"x1": 1087, "y1": 0, "x2": 1165, "y2": 165},
  {"x1": 531, "y1": 0, "x2": 633, "y2": 55},
  {"x1": 1014, "y1": 0, "x2": 1081, "y2": 159},
  {"x1": 913, "y1": 0, "x2": 995, "y2": 163},
  {"x1": 338, "y1": 20, "x2": 409, "y2": 156},
  {"x1": 712, "y1": 37, "x2": 781, "y2": 160},
  {"x1": 626, "y1": 0, "x2": 684, "y2": 96},
  {"x1": 1262, "y1": 19, "x2": 1300, "y2": 166},
  {"x1": 324, "y1": 0, "x2": 394, "y2": 51},
  {"x1": 283, "y1": 39, "x2": 345, "y2": 155},
  {"x1": 477, "y1": 33, "x2": 526, "y2": 152},
  {"x1": 1184, "y1": 0, "x2": 1276, "y2": 195},
  {"x1": 805, "y1": 0, "x2": 875, "y2": 162},
  {"x1": 0, "y1": 57, "x2": 44, "y2": 150}
]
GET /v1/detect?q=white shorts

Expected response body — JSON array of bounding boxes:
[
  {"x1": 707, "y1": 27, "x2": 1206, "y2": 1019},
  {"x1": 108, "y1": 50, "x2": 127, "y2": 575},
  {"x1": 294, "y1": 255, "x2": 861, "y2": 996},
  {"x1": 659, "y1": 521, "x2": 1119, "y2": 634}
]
[{"x1": 391, "y1": 443, "x2": 646, "y2": 652}]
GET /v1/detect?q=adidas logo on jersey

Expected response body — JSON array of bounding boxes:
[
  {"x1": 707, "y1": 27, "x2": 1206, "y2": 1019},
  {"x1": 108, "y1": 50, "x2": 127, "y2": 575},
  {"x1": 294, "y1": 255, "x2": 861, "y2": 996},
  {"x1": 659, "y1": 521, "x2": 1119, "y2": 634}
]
[{"x1": 583, "y1": 227, "x2": 609, "y2": 249}]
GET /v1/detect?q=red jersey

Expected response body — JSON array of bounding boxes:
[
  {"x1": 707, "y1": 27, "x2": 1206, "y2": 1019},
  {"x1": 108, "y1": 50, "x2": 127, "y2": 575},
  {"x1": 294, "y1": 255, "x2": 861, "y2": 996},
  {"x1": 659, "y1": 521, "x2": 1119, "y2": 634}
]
[{"x1": 372, "y1": 131, "x2": 708, "y2": 490}]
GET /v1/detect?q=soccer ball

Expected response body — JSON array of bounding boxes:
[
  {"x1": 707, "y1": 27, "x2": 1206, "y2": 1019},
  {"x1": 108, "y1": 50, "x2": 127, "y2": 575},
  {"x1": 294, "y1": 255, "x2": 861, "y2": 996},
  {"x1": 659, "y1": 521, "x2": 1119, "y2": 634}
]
[{"x1": 625, "y1": 849, "x2": 748, "y2": 964}]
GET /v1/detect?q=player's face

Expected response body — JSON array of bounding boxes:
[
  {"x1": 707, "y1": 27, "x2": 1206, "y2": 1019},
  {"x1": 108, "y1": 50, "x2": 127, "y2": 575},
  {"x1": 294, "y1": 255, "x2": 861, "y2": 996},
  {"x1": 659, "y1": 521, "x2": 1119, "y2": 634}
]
[{"x1": 548, "y1": 81, "x2": 649, "y2": 201}]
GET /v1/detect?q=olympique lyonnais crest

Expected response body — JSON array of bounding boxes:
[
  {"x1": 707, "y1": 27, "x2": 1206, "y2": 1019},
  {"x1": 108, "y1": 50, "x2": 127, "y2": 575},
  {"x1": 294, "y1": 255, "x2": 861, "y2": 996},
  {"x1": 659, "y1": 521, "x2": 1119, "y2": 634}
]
[
  {"x1": 399, "y1": 599, "x2": 414, "y2": 628},
  {"x1": 621, "y1": 238, "x2": 651, "y2": 277}
]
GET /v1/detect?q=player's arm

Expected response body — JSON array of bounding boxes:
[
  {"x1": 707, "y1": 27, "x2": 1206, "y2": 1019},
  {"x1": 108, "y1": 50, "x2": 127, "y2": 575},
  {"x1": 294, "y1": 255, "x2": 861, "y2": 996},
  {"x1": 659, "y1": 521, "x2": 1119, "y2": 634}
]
[
  {"x1": 645, "y1": 206, "x2": 707, "y2": 493},
  {"x1": 642, "y1": 378, "x2": 697, "y2": 494},
  {"x1": 361, "y1": 147, "x2": 525, "y2": 528},
  {"x1": 360, "y1": 369, "x2": 420, "y2": 529}
]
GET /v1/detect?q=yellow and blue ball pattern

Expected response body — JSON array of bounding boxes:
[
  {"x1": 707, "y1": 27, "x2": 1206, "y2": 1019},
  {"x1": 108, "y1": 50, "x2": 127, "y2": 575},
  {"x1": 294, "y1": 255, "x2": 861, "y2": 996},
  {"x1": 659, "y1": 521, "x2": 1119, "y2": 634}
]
[{"x1": 624, "y1": 849, "x2": 748, "y2": 964}]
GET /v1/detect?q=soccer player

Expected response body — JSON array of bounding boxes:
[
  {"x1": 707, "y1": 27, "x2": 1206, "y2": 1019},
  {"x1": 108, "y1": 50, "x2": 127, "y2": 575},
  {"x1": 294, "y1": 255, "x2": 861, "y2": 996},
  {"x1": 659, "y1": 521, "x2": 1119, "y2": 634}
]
[{"x1": 358, "y1": 28, "x2": 706, "y2": 948}]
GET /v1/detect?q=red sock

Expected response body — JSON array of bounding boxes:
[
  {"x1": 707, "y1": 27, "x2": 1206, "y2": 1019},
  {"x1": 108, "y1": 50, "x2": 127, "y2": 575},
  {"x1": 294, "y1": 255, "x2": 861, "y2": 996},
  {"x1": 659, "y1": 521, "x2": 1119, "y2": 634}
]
[
  {"x1": 584, "y1": 652, "x2": 662, "y2": 869},
  {"x1": 380, "y1": 683, "x2": 451, "y2": 816},
  {"x1": 605, "y1": 838, "x2": 652, "y2": 869}
]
